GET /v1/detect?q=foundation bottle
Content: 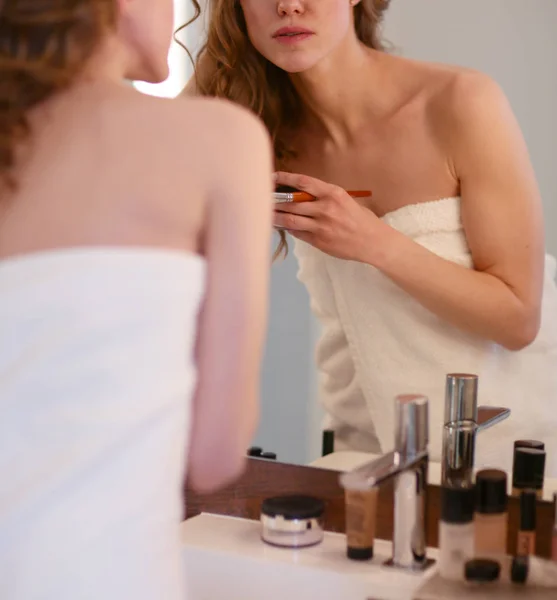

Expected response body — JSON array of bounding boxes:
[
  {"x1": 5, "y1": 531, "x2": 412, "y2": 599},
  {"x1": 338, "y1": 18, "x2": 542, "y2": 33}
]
[
  {"x1": 344, "y1": 488, "x2": 378, "y2": 560},
  {"x1": 474, "y1": 469, "x2": 508, "y2": 557},
  {"x1": 438, "y1": 485, "x2": 475, "y2": 581},
  {"x1": 512, "y1": 446, "x2": 546, "y2": 499},
  {"x1": 516, "y1": 489, "x2": 537, "y2": 556}
]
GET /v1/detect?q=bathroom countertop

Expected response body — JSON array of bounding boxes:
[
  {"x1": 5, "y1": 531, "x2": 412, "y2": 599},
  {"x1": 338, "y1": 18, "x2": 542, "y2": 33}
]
[
  {"x1": 309, "y1": 452, "x2": 557, "y2": 502},
  {"x1": 181, "y1": 512, "x2": 439, "y2": 600}
]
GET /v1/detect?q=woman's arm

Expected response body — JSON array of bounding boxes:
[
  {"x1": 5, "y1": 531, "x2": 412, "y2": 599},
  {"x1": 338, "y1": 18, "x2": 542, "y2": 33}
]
[
  {"x1": 187, "y1": 102, "x2": 273, "y2": 493},
  {"x1": 372, "y1": 73, "x2": 544, "y2": 350},
  {"x1": 274, "y1": 74, "x2": 545, "y2": 350}
]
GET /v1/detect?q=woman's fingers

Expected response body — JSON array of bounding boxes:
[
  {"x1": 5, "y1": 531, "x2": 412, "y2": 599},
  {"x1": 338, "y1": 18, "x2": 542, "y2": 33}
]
[
  {"x1": 273, "y1": 211, "x2": 318, "y2": 232},
  {"x1": 274, "y1": 200, "x2": 322, "y2": 216},
  {"x1": 275, "y1": 171, "x2": 341, "y2": 199}
]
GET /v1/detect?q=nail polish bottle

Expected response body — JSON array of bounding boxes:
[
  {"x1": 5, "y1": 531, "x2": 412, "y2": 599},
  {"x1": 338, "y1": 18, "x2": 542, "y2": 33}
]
[
  {"x1": 517, "y1": 489, "x2": 537, "y2": 556},
  {"x1": 438, "y1": 485, "x2": 475, "y2": 581},
  {"x1": 512, "y1": 446, "x2": 546, "y2": 499},
  {"x1": 474, "y1": 469, "x2": 509, "y2": 557}
]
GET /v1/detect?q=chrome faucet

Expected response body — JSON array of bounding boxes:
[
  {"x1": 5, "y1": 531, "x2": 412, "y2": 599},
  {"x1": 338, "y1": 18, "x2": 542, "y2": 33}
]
[
  {"x1": 442, "y1": 373, "x2": 510, "y2": 486},
  {"x1": 339, "y1": 394, "x2": 431, "y2": 571}
]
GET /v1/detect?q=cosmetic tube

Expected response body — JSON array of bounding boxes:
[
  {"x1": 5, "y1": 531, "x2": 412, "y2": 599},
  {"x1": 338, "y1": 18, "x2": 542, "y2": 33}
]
[
  {"x1": 345, "y1": 488, "x2": 378, "y2": 560},
  {"x1": 516, "y1": 489, "x2": 537, "y2": 556},
  {"x1": 474, "y1": 469, "x2": 508, "y2": 557},
  {"x1": 512, "y1": 446, "x2": 546, "y2": 499},
  {"x1": 438, "y1": 485, "x2": 475, "y2": 581}
]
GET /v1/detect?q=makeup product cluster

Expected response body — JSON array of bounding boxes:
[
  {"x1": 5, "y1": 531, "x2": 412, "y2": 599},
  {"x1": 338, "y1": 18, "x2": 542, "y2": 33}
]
[
  {"x1": 340, "y1": 372, "x2": 557, "y2": 592},
  {"x1": 258, "y1": 372, "x2": 557, "y2": 596},
  {"x1": 438, "y1": 459, "x2": 557, "y2": 587}
]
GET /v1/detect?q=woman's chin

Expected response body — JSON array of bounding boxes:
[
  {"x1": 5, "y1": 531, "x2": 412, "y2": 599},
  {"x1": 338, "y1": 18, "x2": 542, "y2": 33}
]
[{"x1": 273, "y1": 56, "x2": 318, "y2": 75}]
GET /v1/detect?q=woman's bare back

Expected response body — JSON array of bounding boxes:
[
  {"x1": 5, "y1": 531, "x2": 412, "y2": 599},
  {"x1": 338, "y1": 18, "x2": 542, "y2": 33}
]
[{"x1": 0, "y1": 82, "x2": 266, "y2": 262}]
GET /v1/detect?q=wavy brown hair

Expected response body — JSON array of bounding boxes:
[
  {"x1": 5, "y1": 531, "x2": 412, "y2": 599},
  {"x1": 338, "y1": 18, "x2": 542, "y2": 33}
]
[
  {"x1": 0, "y1": 0, "x2": 117, "y2": 190},
  {"x1": 180, "y1": 0, "x2": 391, "y2": 256}
]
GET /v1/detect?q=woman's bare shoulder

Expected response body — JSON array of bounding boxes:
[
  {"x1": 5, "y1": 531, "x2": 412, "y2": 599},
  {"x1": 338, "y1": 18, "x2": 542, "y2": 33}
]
[
  {"x1": 177, "y1": 95, "x2": 268, "y2": 143},
  {"x1": 414, "y1": 60, "x2": 506, "y2": 123},
  {"x1": 104, "y1": 87, "x2": 270, "y2": 187},
  {"x1": 172, "y1": 96, "x2": 272, "y2": 181},
  {"x1": 110, "y1": 87, "x2": 266, "y2": 148},
  {"x1": 411, "y1": 61, "x2": 509, "y2": 145}
]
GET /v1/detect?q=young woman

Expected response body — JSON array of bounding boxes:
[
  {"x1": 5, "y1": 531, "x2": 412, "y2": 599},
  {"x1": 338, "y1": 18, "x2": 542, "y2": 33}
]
[
  {"x1": 0, "y1": 0, "x2": 272, "y2": 598},
  {"x1": 184, "y1": 0, "x2": 557, "y2": 475}
]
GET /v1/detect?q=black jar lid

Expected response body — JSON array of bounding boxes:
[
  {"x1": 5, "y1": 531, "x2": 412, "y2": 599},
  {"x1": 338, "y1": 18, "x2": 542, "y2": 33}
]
[
  {"x1": 512, "y1": 447, "x2": 546, "y2": 489},
  {"x1": 475, "y1": 469, "x2": 508, "y2": 514},
  {"x1": 465, "y1": 559, "x2": 501, "y2": 583},
  {"x1": 511, "y1": 555, "x2": 530, "y2": 584},
  {"x1": 441, "y1": 485, "x2": 475, "y2": 524},
  {"x1": 261, "y1": 495, "x2": 325, "y2": 520}
]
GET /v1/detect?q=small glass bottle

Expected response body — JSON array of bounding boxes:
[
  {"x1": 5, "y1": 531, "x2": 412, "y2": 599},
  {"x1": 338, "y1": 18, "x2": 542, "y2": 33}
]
[
  {"x1": 438, "y1": 485, "x2": 475, "y2": 581},
  {"x1": 474, "y1": 469, "x2": 509, "y2": 557}
]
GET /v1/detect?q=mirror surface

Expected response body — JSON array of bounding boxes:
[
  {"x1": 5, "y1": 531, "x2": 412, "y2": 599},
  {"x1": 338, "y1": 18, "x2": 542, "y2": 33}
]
[{"x1": 187, "y1": 0, "x2": 557, "y2": 475}]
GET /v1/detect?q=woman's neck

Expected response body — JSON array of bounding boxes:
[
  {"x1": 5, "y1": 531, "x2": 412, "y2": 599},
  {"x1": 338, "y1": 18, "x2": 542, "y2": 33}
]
[{"x1": 289, "y1": 41, "x2": 402, "y2": 147}]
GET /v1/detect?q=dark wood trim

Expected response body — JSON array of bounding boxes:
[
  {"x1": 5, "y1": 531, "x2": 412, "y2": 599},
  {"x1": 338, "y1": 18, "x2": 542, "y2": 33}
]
[{"x1": 184, "y1": 458, "x2": 555, "y2": 558}]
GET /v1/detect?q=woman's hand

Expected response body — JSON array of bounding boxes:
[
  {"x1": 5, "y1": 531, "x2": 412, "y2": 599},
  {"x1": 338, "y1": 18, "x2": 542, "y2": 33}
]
[{"x1": 273, "y1": 171, "x2": 385, "y2": 263}]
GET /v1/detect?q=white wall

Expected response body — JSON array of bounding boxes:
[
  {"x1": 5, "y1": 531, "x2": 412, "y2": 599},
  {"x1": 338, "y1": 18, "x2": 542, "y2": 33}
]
[{"x1": 384, "y1": 0, "x2": 557, "y2": 256}]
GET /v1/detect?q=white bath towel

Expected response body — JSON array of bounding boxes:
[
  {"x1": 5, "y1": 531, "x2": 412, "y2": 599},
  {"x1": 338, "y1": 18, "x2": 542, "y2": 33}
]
[
  {"x1": 0, "y1": 248, "x2": 206, "y2": 600},
  {"x1": 295, "y1": 197, "x2": 557, "y2": 476}
]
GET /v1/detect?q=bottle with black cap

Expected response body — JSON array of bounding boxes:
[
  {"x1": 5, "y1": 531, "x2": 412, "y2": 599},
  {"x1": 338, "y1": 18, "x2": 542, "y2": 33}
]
[
  {"x1": 512, "y1": 445, "x2": 546, "y2": 499},
  {"x1": 474, "y1": 469, "x2": 509, "y2": 557},
  {"x1": 438, "y1": 484, "x2": 476, "y2": 581}
]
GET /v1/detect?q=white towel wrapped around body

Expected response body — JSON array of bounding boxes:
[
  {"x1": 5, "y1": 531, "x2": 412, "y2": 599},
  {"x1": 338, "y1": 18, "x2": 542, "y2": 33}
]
[{"x1": 295, "y1": 197, "x2": 557, "y2": 476}]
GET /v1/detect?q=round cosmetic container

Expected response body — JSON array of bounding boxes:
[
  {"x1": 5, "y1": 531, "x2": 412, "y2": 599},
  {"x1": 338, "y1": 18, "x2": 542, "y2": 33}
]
[{"x1": 260, "y1": 495, "x2": 325, "y2": 548}]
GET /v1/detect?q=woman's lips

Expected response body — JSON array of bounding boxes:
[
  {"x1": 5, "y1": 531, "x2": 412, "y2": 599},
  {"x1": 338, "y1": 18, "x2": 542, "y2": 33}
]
[{"x1": 272, "y1": 27, "x2": 315, "y2": 45}]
